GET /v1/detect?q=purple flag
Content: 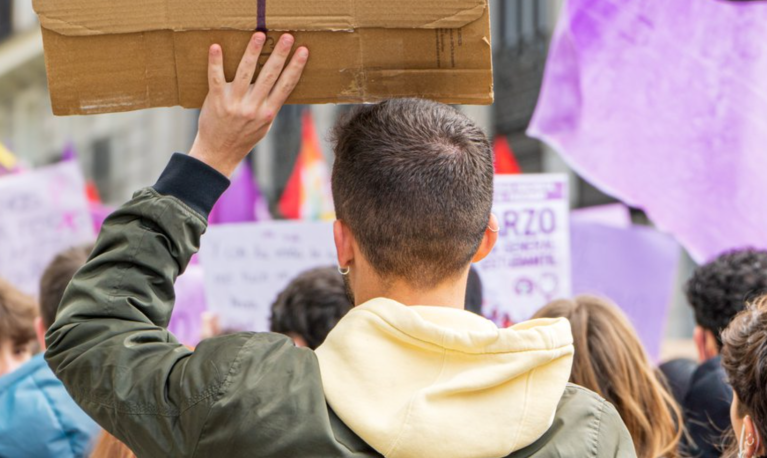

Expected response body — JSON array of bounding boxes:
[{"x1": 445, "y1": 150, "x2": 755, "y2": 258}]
[
  {"x1": 89, "y1": 203, "x2": 114, "y2": 233},
  {"x1": 528, "y1": 0, "x2": 767, "y2": 263},
  {"x1": 61, "y1": 142, "x2": 77, "y2": 162},
  {"x1": 209, "y1": 162, "x2": 272, "y2": 224},
  {"x1": 571, "y1": 221, "x2": 681, "y2": 361}
]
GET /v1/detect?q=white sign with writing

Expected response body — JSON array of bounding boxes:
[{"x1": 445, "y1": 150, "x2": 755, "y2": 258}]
[
  {"x1": 0, "y1": 162, "x2": 95, "y2": 295},
  {"x1": 476, "y1": 174, "x2": 572, "y2": 325},
  {"x1": 199, "y1": 221, "x2": 337, "y2": 332}
]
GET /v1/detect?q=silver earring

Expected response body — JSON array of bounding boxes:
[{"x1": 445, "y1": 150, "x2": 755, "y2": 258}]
[
  {"x1": 487, "y1": 225, "x2": 500, "y2": 233},
  {"x1": 338, "y1": 265, "x2": 350, "y2": 275}
]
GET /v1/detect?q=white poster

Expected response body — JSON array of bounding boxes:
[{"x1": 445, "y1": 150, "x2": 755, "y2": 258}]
[
  {"x1": 476, "y1": 174, "x2": 572, "y2": 325},
  {"x1": 0, "y1": 162, "x2": 95, "y2": 294},
  {"x1": 199, "y1": 221, "x2": 337, "y2": 332}
]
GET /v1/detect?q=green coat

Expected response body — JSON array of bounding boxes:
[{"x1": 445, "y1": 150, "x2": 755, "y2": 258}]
[{"x1": 45, "y1": 186, "x2": 636, "y2": 458}]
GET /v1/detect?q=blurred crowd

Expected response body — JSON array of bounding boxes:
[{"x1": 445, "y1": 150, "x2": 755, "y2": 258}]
[{"x1": 3, "y1": 242, "x2": 767, "y2": 457}]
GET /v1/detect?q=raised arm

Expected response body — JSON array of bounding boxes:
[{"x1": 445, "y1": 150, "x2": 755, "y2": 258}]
[{"x1": 44, "y1": 33, "x2": 308, "y2": 457}]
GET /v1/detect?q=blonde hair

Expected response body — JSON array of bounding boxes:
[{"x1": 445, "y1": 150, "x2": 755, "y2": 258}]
[{"x1": 534, "y1": 295, "x2": 683, "y2": 458}]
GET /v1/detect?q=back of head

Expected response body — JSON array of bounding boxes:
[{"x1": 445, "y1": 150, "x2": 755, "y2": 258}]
[
  {"x1": 0, "y1": 278, "x2": 37, "y2": 350},
  {"x1": 39, "y1": 244, "x2": 93, "y2": 330},
  {"x1": 533, "y1": 295, "x2": 682, "y2": 458},
  {"x1": 331, "y1": 98, "x2": 494, "y2": 289},
  {"x1": 270, "y1": 266, "x2": 352, "y2": 349},
  {"x1": 686, "y1": 248, "x2": 767, "y2": 348},
  {"x1": 721, "y1": 295, "x2": 767, "y2": 448}
]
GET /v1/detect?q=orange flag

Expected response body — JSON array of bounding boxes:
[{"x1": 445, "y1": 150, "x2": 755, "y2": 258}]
[
  {"x1": 278, "y1": 111, "x2": 335, "y2": 220},
  {"x1": 493, "y1": 136, "x2": 522, "y2": 174}
]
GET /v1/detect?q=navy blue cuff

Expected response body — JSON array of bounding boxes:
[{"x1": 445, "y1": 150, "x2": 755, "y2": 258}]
[{"x1": 153, "y1": 153, "x2": 230, "y2": 219}]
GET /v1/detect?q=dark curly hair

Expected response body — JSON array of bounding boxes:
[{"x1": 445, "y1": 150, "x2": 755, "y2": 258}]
[
  {"x1": 685, "y1": 248, "x2": 767, "y2": 348},
  {"x1": 721, "y1": 296, "x2": 767, "y2": 455},
  {"x1": 269, "y1": 266, "x2": 353, "y2": 350}
]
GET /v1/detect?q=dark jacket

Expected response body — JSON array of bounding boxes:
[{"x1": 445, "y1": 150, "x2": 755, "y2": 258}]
[
  {"x1": 683, "y1": 356, "x2": 733, "y2": 457},
  {"x1": 45, "y1": 154, "x2": 636, "y2": 458},
  {"x1": 0, "y1": 354, "x2": 100, "y2": 458}
]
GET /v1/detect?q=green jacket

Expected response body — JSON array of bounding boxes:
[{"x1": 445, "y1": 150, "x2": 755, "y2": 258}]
[{"x1": 45, "y1": 155, "x2": 636, "y2": 458}]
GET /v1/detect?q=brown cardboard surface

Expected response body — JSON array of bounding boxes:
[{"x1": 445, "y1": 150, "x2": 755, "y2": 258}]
[{"x1": 35, "y1": 0, "x2": 493, "y2": 115}]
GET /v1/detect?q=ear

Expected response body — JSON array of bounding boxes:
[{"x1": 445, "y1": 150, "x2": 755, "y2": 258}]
[
  {"x1": 744, "y1": 415, "x2": 763, "y2": 457},
  {"x1": 472, "y1": 213, "x2": 499, "y2": 263},
  {"x1": 34, "y1": 316, "x2": 47, "y2": 351},
  {"x1": 704, "y1": 328, "x2": 720, "y2": 358},
  {"x1": 334, "y1": 220, "x2": 355, "y2": 269}
]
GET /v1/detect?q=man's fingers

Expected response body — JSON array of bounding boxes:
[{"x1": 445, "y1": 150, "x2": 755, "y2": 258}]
[
  {"x1": 208, "y1": 44, "x2": 225, "y2": 93},
  {"x1": 266, "y1": 47, "x2": 308, "y2": 110},
  {"x1": 252, "y1": 34, "x2": 295, "y2": 101},
  {"x1": 233, "y1": 33, "x2": 266, "y2": 97}
]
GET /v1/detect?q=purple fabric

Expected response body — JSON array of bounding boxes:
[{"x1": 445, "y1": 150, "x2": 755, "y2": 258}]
[
  {"x1": 208, "y1": 163, "x2": 271, "y2": 224},
  {"x1": 571, "y1": 221, "x2": 681, "y2": 361},
  {"x1": 528, "y1": 0, "x2": 767, "y2": 263},
  {"x1": 61, "y1": 143, "x2": 77, "y2": 162},
  {"x1": 168, "y1": 264, "x2": 208, "y2": 346}
]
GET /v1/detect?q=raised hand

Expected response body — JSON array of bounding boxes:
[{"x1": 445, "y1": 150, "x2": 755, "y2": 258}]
[{"x1": 190, "y1": 32, "x2": 308, "y2": 177}]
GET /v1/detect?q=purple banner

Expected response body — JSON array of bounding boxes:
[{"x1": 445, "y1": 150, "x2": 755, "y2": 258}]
[{"x1": 529, "y1": 0, "x2": 767, "y2": 263}]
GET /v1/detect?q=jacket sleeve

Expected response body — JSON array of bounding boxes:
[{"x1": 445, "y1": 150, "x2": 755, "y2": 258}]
[
  {"x1": 44, "y1": 154, "x2": 253, "y2": 457},
  {"x1": 596, "y1": 400, "x2": 637, "y2": 458}
]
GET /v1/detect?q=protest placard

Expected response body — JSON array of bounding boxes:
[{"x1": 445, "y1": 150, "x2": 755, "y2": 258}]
[
  {"x1": 167, "y1": 264, "x2": 208, "y2": 346},
  {"x1": 476, "y1": 174, "x2": 572, "y2": 325},
  {"x1": 0, "y1": 162, "x2": 95, "y2": 294},
  {"x1": 571, "y1": 221, "x2": 680, "y2": 361},
  {"x1": 199, "y1": 221, "x2": 337, "y2": 332}
]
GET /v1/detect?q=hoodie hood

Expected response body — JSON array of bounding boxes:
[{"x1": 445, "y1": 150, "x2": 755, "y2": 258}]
[{"x1": 315, "y1": 298, "x2": 574, "y2": 458}]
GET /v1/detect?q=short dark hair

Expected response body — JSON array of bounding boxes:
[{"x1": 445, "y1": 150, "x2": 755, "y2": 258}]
[
  {"x1": 270, "y1": 266, "x2": 353, "y2": 350},
  {"x1": 0, "y1": 278, "x2": 37, "y2": 346},
  {"x1": 685, "y1": 248, "x2": 767, "y2": 348},
  {"x1": 39, "y1": 244, "x2": 93, "y2": 330},
  {"x1": 465, "y1": 266, "x2": 484, "y2": 316},
  {"x1": 331, "y1": 98, "x2": 494, "y2": 288}
]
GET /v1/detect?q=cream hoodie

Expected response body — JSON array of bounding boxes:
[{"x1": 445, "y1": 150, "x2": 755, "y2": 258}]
[{"x1": 315, "y1": 298, "x2": 575, "y2": 458}]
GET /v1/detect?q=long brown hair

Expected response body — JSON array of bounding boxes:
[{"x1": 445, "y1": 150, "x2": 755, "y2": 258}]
[{"x1": 534, "y1": 295, "x2": 683, "y2": 458}]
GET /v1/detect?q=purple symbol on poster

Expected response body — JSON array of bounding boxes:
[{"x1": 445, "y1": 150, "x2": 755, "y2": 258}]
[{"x1": 515, "y1": 278, "x2": 535, "y2": 295}]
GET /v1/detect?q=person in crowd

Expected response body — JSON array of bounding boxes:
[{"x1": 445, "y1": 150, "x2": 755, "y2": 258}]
[
  {"x1": 0, "y1": 278, "x2": 36, "y2": 377},
  {"x1": 270, "y1": 266, "x2": 352, "y2": 349},
  {"x1": 464, "y1": 266, "x2": 484, "y2": 316},
  {"x1": 684, "y1": 249, "x2": 767, "y2": 457},
  {"x1": 534, "y1": 295, "x2": 683, "y2": 458},
  {"x1": 44, "y1": 33, "x2": 635, "y2": 457},
  {"x1": 721, "y1": 295, "x2": 767, "y2": 458},
  {"x1": 0, "y1": 246, "x2": 100, "y2": 457},
  {"x1": 90, "y1": 431, "x2": 137, "y2": 458},
  {"x1": 658, "y1": 357, "x2": 698, "y2": 408}
]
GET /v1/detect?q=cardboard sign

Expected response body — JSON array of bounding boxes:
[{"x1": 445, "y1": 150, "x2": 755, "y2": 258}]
[
  {"x1": 33, "y1": 0, "x2": 493, "y2": 115},
  {"x1": 476, "y1": 174, "x2": 572, "y2": 325},
  {"x1": 199, "y1": 221, "x2": 337, "y2": 332},
  {"x1": 0, "y1": 162, "x2": 95, "y2": 294}
]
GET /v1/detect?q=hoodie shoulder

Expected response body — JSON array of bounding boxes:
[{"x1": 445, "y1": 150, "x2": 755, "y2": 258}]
[
  {"x1": 508, "y1": 385, "x2": 637, "y2": 458},
  {"x1": 0, "y1": 355, "x2": 99, "y2": 457}
]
